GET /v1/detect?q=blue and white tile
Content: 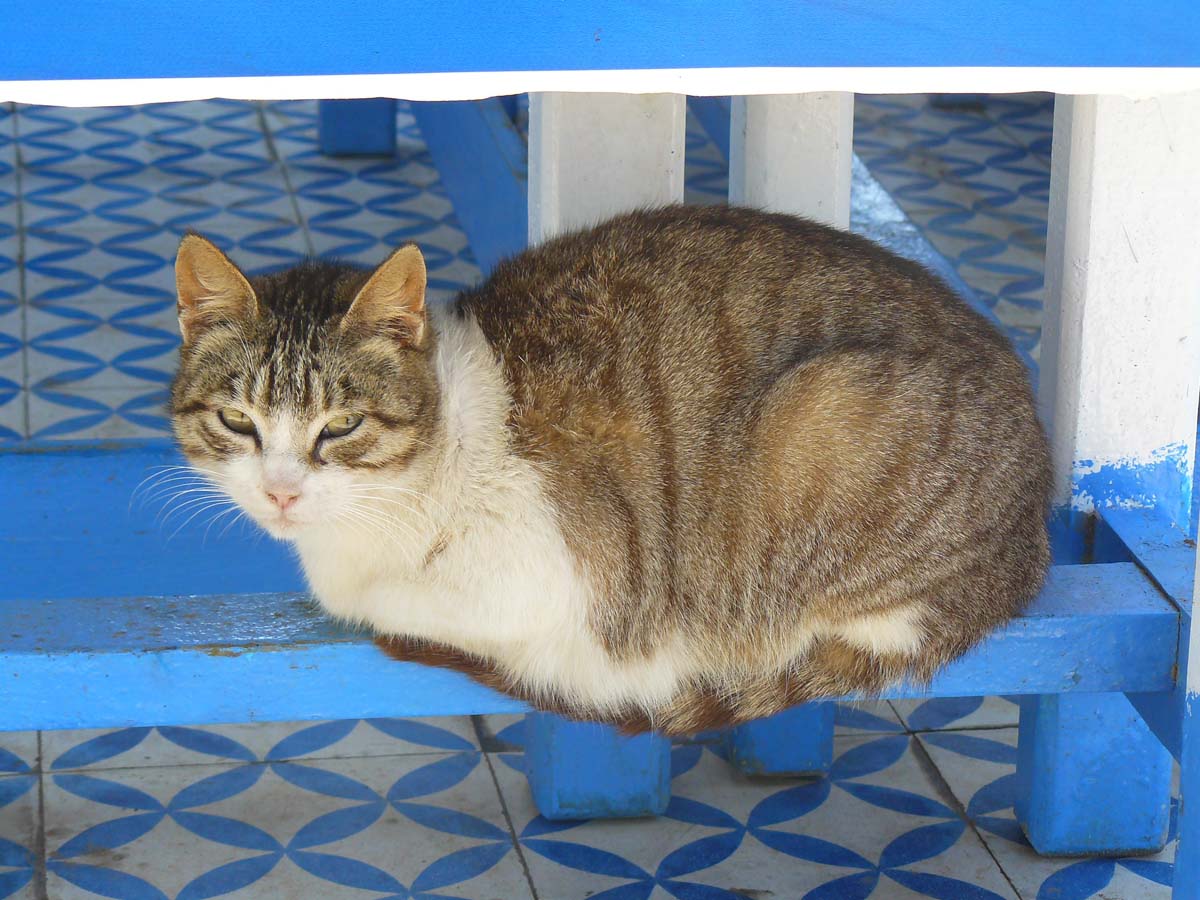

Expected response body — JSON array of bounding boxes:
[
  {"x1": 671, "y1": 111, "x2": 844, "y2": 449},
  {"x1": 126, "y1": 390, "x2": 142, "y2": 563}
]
[
  {"x1": 44, "y1": 750, "x2": 532, "y2": 900},
  {"x1": 23, "y1": 230, "x2": 300, "y2": 332},
  {"x1": 296, "y1": 185, "x2": 474, "y2": 284},
  {"x1": 24, "y1": 302, "x2": 177, "y2": 395},
  {"x1": 18, "y1": 179, "x2": 303, "y2": 244},
  {"x1": 836, "y1": 700, "x2": 906, "y2": 736},
  {"x1": 494, "y1": 733, "x2": 1016, "y2": 899},
  {"x1": 920, "y1": 727, "x2": 1175, "y2": 900},
  {"x1": 0, "y1": 303, "x2": 22, "y2": 443},
  {"x1": 0, "y1": 737, "x2": 37, "y2": 778},
  {"x1": 890, "y1": 695, "x2": 1021, "y2": 732},
  {"x1": 18, "y1": 175, "x2": 284, "y2": 246},
  {"x1": 0, "y1": 730, "x2": 39, "y2": 900},
  {"x1": 26, "y1": 385, "x2": 169, "y2": 441},
  {"x1": 984, "y1": 94, "x2": 1056, "y2": 166},
  {"x1": 44, "y1": 717, "x2": 480, "y2": 773},
  {"x1": 854, "y1": 94, "x2": 1050, "y2": 358},
  {"x1": 22, "y1": 232, "x2": 175, "y2": 317},
  {"x1": 683, "y1": 109, "x2": 728, "y2": 206},
  {"x1": 0, "y1": 776, "x2": 38, "y2": 900},
  {"x1": 267, "y1": 99, "x2": 481, "y2": 291},
  {"x1": 16, "y1": 102, "x2": 273, "y2": 174},
  {"x1": 0, "y1": 104, "x2": 20, "y2": 443}
]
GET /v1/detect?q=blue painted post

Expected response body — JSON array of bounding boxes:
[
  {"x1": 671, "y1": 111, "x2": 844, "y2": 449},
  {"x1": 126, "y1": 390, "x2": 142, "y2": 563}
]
[
  {"x1": 1015, "y1": 694, "x2": 1172, "y2": 854},
  {"x1": 725, "y1": 704, "x2": 835, "y2": 776},
  {"x1": 1017, "y1": 92, "x2": 1200, "y2": 859},
  {"x1": 317, "y1": 99, "x2": 397, "y2": 156},
  {"x1": 524, "y1": 713, "x2": 671, "y2": 820}
]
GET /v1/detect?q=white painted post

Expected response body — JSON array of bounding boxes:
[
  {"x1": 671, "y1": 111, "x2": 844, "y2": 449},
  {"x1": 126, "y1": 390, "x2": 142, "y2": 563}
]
[
  {"x1": 728, "y1": 93, "x2": 854, "y2": 228},
  {"x1": 524, "y1": 91, "x2": 685, "y2": 819},
  {"x1": 528, "y1": 92, "x2": 686, "y2": 242},
  {"x1": 1039, "y1": 93, "x2": 1200, "y2": 529},
  {"x1": 1018, "y1": 91, "x2": 1200, "y2": 857}
]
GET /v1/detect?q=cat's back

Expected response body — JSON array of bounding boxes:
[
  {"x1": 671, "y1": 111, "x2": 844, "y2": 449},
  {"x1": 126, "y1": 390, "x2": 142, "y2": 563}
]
[{"x1": 458, "y1": 204, "x2": 1018, "y2": 427}]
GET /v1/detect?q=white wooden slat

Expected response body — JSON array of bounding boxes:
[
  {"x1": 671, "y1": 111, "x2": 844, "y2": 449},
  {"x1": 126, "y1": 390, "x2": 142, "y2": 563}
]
[
  {"x1": 5, "y1": 70, "x2": 1200, "y2": 108},
  {"x1": 527, "y1": 92, "x2": 686, "y2": 243},
  {"x1": 728, "y1": 93, "x2": 854, "y2": 228},
  {"x1": 1038, "y1": 91, "x2": 1200, "y2": 529}
]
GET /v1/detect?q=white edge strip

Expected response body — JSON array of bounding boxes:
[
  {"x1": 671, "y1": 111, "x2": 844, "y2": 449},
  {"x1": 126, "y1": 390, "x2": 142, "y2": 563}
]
[{"x1": 4, "y1": 68, "x2": 1200, "y2": 106}]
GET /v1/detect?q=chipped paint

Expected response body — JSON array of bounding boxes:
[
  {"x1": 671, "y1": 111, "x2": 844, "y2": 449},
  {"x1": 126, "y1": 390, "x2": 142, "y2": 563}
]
[{"x1": 1072, "y1": 441, "x2": 1193, "y2": 530}]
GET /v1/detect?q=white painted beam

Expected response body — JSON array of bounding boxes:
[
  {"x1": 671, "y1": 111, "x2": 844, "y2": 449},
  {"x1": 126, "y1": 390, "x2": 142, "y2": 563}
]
[
  {"x1": 528, "y1": 92, "x2": 686, "y2": 243},
  {"x1": 1038, "y1": 92, "x2": 1200, "y2": 529},
  {"x1": 728, "y1": 93, "x2": 854, "y2": 228},
  {"x1": 6, "y1": 70, "x2": 1200, "y2": 108}
]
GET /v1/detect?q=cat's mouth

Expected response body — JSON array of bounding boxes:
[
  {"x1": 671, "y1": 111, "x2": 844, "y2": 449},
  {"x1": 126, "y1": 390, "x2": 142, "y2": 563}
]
[{"x1": 259, "y1": 510, "x2": 306, "y2": 539}]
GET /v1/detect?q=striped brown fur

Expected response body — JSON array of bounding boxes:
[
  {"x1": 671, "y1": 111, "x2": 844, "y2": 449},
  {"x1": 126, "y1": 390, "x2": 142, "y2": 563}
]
[{"x1": 457, "y1": 206, "x2": 1049, "y2": 732}]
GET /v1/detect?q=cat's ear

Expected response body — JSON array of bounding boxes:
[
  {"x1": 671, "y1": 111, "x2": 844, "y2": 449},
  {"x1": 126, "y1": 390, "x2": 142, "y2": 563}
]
[
  {"x1": 342, "y1": 244, "x2": 427, "y2": 347},
  {"x1": 175, "y1": 234, "x2": 258, "y2": 345}
]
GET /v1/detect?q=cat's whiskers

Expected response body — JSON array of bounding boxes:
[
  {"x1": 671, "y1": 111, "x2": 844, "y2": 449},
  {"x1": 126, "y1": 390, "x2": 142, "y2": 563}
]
[
  {"x1": 347, "y1": 482, "x2": 449, "y2": 517},
  {"x1": 200, "y1": 504, "x2": 240, "y2": 545},
  {"x1": 342, "y1": 498, "x2": 425, "y2": 542},
  {"x1": 344, "y1": 489, "x2": 435, "y2": 525},
  {"x1": 131, "y1": 465, "x2": 223, "y2": 509},
  {"x1": 206, "y1": 505, "x2": 252, "y2": 545},
  {"x1": 152, "y1": 488, "x2": 233, "y2": 527},
  {"x1": 145, "y1": 480, "x2": 225, "y2": 504},
  {"x1": 333, "y1": 504, "x2": 420, "y2": 549},
  {"x1": 343, "y1": 500, "x2": 424, "y2": 543},
  {"x1": 168, "y1": 496, "x2": 241, "y2": 541},
  {"x1": 331, "y1": 508, "x2": 381, "y2": 546}
]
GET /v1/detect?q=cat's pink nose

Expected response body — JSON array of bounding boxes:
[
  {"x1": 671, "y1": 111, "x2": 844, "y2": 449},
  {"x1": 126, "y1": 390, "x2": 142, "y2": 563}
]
[{"x1": 267, "y1": 490, "x2": 300, "y2": 511}]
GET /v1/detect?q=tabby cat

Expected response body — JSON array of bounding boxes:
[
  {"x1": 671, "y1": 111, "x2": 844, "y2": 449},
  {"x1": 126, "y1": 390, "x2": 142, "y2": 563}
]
[{"x1": 171, "y1": 205, "x2": 1050, "y2": 736}]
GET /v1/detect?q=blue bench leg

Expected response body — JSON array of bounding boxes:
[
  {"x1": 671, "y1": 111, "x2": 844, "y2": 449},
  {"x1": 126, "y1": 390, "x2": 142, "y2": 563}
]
[
  {"x1": 724, "y1": 703, "x2": 835, "y2": 776},
  {"x1": 1015, "y1": 693, "x2": 1173, "y2": 855},
  {"x1": 524, "y1": 712, "x2": 671, "y2": 820},
  {"x1": 317, "y1": 99, "x2": 397, "y2": 156}
]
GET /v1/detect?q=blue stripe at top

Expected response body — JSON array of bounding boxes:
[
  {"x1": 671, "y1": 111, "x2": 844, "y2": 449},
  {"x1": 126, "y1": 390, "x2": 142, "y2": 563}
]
[{"x1": 1, "y1": 1, "x2": 1198, "y2": 82}]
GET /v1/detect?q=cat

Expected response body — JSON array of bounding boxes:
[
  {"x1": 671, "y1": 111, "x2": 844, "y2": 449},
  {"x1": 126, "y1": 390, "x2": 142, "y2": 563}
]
[{"x1": 170, "y1": 205, "x2": 1051, "y2": 736}]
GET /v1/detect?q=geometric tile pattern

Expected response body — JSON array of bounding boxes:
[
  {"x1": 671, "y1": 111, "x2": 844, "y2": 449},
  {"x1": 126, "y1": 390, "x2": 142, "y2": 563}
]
[
  {"x1": 1, "y1": 700, "x2": 1173, "y2": 899},
  {"x1": 854, "y1": 93, "x2": 1052, "y2": 361},
  {"x1": 2, "y1": 99, "x2": 481, "y2": 443},
  {"x1": 0, "y1": 104, "x2": 18, "y2": 443}
]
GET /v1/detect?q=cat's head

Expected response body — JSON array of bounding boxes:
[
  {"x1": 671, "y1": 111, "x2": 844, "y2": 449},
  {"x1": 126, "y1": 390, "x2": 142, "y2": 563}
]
[{"x1": 169, "y1": 235, "x2": 442, "y2": 540}]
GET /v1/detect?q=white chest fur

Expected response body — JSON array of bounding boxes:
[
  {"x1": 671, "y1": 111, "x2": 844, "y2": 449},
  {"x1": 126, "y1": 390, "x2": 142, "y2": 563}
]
[{"x1": 292, "y1": 306, "x2": 694, "y2": 715}]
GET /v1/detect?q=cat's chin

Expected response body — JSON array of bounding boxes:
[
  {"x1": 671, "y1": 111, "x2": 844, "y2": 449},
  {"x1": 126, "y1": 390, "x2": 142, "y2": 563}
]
[{"x1": 257, "y1": 515, "x2": 308, "y2": 541}]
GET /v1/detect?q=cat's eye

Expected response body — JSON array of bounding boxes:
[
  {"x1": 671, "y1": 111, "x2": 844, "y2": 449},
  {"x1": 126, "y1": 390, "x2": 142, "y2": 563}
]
[
  {"x1": 218, "y1": 407, "x2": 257, "y2": 436},
  {"x1": 321, "y1": 414, "x2": 364, "y2": 439}
]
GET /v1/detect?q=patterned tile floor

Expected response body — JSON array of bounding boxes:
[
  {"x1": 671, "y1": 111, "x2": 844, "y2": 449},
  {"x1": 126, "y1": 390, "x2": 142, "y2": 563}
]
[{"x1": 0, "y1": 95, "x2": 1178, "y2": 899}]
